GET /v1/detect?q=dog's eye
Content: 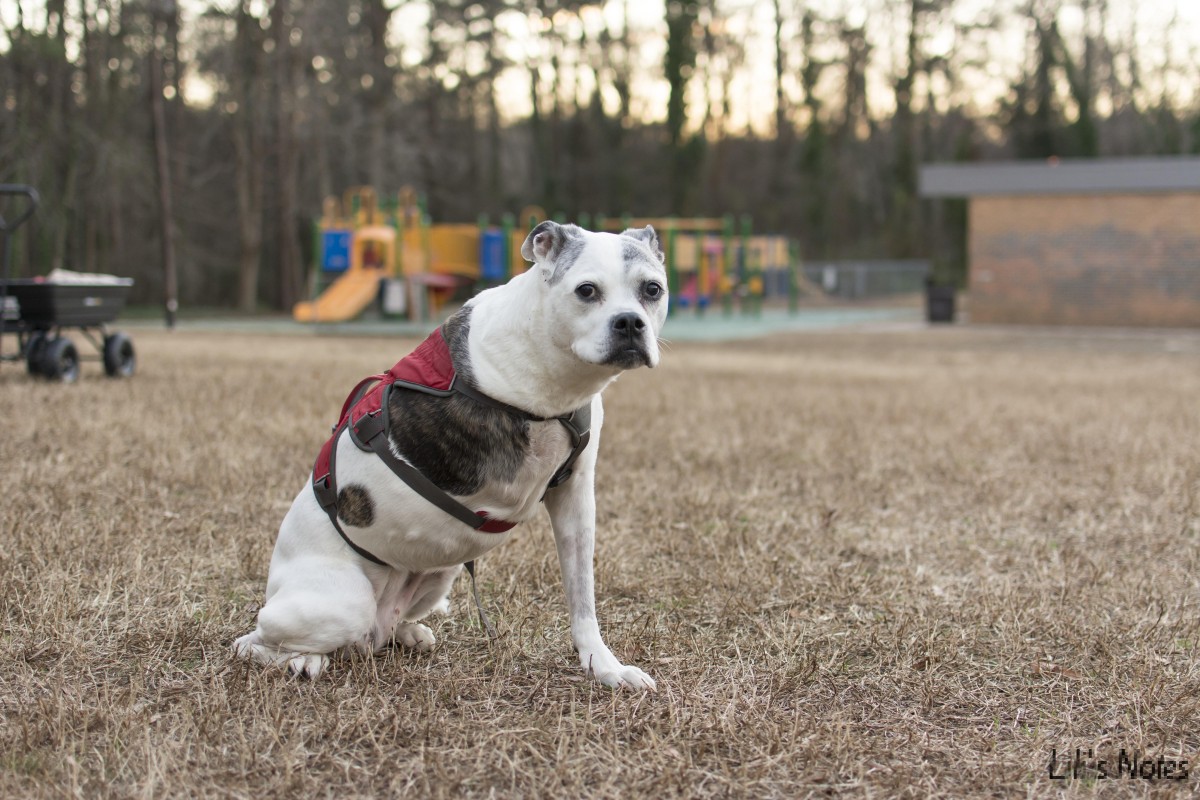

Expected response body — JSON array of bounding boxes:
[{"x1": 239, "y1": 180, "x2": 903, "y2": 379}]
[
  {"x1": 575, "y1": 283, "x2": 597, "y2": 301},
  {"x1": 643, "y1": 281, "x2": 664, "y2": 301}
]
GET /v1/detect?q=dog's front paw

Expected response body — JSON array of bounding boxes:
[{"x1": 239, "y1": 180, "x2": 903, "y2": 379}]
[
  {"x1": 393, "y1": 622, "x2": 436, "y2": 651},
  {"x1": 581, "y1": 651, "x2": 657, "y2": 692},
  {"x1": 286, "y1": 652, "x2": 330, "y2": 679}
]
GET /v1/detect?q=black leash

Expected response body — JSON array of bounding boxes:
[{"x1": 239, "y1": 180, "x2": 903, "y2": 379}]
[{"x1": 464, "y1": 560, "x2": 499, "y2": 640}]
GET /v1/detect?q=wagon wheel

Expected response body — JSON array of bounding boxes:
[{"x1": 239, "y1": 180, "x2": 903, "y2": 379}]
[
  {"x1": 102, "y1": 331, "x2": 136, "y2": 378},
  {"x1": 40, "y1": 337, "x2": 80, "y2": 383},
  {"x1": 25, "y1": 330, "x2": 48, "y2": 376}
]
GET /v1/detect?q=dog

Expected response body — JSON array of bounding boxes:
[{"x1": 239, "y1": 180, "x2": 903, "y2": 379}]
[{"x1": 233, "y1": 221, "x2": 668, "y2": 690}]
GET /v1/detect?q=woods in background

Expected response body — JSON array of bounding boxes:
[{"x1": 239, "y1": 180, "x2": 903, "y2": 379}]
[{"x1": 2, "y1": 0, "x2": 1198, "y2": 311}]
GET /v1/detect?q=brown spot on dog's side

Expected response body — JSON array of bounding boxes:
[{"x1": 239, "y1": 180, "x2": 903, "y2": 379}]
[{"x1": 337, "y1": 484, "x2": 375, "y2": 528}]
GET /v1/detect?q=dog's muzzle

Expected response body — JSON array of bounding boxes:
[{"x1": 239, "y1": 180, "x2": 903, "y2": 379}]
[{"x1": 604, "y1": 312, "x2": 652, "y2": 368}]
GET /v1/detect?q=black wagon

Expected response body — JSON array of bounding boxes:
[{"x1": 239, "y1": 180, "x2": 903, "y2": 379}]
[{"x1": 1, "y1": 185, "x2": 137, "y2": 382}]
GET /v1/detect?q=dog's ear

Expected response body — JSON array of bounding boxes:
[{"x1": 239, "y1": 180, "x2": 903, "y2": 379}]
[
  {"x1": 620, "y1": 225, "x2": 664, "y2": 264},
  {"x1": 522, "y1": 221, "x2": 573, "y2": 263}
]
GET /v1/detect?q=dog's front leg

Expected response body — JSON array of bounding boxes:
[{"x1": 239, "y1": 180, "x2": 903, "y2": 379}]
[{"x1": 545, "y1": 472, "x2": 656, "y2": 692}]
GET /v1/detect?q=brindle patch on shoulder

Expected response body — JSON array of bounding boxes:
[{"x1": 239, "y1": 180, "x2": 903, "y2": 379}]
[
  {"x1": 388, "y1": 305, "x2": 530, "y2": 496},
  {"x1": 337, "y1": 484, "x2": 375, "y2": 528}
]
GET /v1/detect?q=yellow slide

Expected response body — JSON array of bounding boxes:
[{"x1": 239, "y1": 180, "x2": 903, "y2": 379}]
[{"x1": 292, "y1": 268, "x2": 384, "y2": 322}]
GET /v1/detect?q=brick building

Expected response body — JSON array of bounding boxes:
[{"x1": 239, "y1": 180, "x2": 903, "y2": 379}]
[{"x1": 919, "y1": 157, "x2": 1200, "y2": 327}]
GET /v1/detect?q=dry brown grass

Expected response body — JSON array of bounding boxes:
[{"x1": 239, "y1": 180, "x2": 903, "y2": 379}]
[{"x1": 2, "y1": 323, "x2": 1199, "y2": 798}]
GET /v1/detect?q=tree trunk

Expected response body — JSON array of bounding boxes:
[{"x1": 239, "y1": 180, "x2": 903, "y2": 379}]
[
  {"x1": 234, "y1": 122, "x2": 264, "y2": 313},
  {"x1": 272, "y1": 0, "x2": 302, "y2": 311},
  {"x1": 234, "y1": 0, "x2": 265, "y2": 313},
  {"x1": 664, "y1": 1, "x2": 699, "y2": 214},
  {"x1": 768, "y1": 0, "x2": 790, "y2": 229},
  {"x1": 150, "y1": 22, "x2": 179, "y2": 328}
]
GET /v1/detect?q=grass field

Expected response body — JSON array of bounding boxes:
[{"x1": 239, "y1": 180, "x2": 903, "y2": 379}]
[{"x1": 2, "y1": 323, "x2": 1199, "y2": 798}]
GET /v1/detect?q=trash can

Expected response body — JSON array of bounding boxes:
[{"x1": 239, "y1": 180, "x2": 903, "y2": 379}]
[
  {"x1": 380, "y1": 279, "x2": 406, "y2": 316},
  {"x1": 925, "y1": 282, "x2": 956, "y2": 323}
]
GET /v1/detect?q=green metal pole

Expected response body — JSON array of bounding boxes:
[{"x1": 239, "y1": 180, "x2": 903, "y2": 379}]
[
  {"x1": 665, "y1": 219, "x2": 678, "y2": 318},
  {"x1": 722, "y1": 215, "x2": 734, "y2": 317},
  {"x1": 420, "y1": 210, "x2": 432, "y2": 323},
  {"x1": 788, "y1": 239, "x2": 801, "y2": 315},
  {"x1": 739, "y1": 215, "x2": 751, "y2": 316},
  {"x1": 477, "y1": 213, "x2": 489, "y2": 290},
  {"x1": 501, "y1": 213, "x2": 514, "y2": 280},
  {"x1": 310, "y1": 219, "x2": 322, "y2": 304}
]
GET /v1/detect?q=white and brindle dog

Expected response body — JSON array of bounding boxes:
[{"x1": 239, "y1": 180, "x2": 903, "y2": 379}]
[{"x1": 234, "y1": 222, "x2": 667, "y2": 690}]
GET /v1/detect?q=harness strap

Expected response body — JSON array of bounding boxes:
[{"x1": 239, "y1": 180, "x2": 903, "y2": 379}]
[
  {"x1": 312, "y1": 422, "x2": 389, "y2": 568},
  {"x1": 546, "y1": 405, "x2": 591, "y2": 490},
  {"x1": 350, "y1": 390, "x2": 490, "y2": 531},
  {"x1": 338, "y1": 373, "x2": 386, "y2": 421}
]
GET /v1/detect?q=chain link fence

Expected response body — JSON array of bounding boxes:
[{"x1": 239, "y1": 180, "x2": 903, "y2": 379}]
[{"x1": 804, "y1": 260, "x2": 931, "y2": 299}]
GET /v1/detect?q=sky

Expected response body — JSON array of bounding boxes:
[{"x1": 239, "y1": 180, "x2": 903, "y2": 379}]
[
  {"x1": 3, "y1": 0, "x2": 1199, "y2": 134},
  {"x1": 392, "y1": 0, "x2": 1200, "y2": 135}
]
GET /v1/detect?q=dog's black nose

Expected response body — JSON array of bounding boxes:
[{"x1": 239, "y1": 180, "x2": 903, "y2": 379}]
[{"x1": 611, "y1": 312, "x2": 645, "y2": 339}]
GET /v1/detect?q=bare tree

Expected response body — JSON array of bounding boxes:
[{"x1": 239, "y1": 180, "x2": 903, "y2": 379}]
[
  {"x1": 271, "y1": 0, "x2": 303, "y2": 310},
  {"x1": 232, "y1": 0, "x2": 267, "y2": 313},
  {"x1": 149, "y1": 0, "x2": 179, "y2": 327},
  {"x1": 665, "y1": 0, "x2": 701, "y2": 214}
]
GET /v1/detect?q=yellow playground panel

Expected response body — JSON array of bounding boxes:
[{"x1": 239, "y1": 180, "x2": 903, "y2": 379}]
[{"x1": 423, "y1": 225, "x2": 482, "y2": 278}]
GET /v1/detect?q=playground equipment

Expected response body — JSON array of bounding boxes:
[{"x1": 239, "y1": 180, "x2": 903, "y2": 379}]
[
  {"x1": 0, "y1": 185, "x2": 137, "y2": 383},
  {"x1": 297, "y1": 187, "x2": 511, "y2": 323},
  {"x1": 296, "y1": 190, "x2": 541, "y2": 323},
  {"x1": 294, "y1": 188, "x2": 404, "y2": 322},
  {"x1": 295, "y1": 189, "x2": 817, "y2": 323},
  {"x1": 598, "y1": 215, "x2": 817, "y2": 316}
]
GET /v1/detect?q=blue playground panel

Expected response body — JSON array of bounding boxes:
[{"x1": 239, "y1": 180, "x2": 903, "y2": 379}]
[
  {"x1": 480, "y1": 229, "x2": 507, "y2": 282},
  {"x1": 321, "y1": 230, "x2": 352, "y2": 273}
]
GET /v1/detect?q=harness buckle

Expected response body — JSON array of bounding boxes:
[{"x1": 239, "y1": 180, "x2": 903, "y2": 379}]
[
  {"x1": 546, "y1": 468, "x2": 572, "y2": 489},
  {"x1": 351, "y1": 409, "x2": 386, "y2": 447},
  {"x1": 313, "y1": 473, "x2": 337, "y2": 510}
]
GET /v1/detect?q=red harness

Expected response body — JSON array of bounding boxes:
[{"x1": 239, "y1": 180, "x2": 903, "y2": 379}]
[{"x1": 311, "y1": 328, "x2": 591, "y2": 566}]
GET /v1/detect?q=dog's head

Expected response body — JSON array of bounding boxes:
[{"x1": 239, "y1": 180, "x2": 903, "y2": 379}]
[{"x1": 520, "y1": 221, "x2": 668, "y2": 370}]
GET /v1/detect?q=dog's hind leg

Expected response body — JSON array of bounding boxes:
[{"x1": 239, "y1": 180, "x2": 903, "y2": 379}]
[
  {"x1": 232, "y1": 633, "x2": 332, "y2": 679},
  {"x1": 233, "y1": 557, "x2": 377, "y2": 678},
  {"x1": 382, "y1": 566, "x2": 462, "y2": 651}
]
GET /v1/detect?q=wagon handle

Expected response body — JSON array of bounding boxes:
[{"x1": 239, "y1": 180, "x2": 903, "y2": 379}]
[{"x1": 0, "y1": 185, "x2": 40, "y2": 233}]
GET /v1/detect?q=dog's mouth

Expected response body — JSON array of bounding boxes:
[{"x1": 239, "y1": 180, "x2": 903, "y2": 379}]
[{"x1": 602, "y1": 343, "x2": 653, "y2": 369}]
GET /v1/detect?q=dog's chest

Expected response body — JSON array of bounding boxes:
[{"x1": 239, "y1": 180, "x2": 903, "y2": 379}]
[
  {"x1": 494, "y1": 419, "x2": 573, "y2": 501},
  {"x1": 469, "y1": 418, "x2": 572, "y2": 512}
]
